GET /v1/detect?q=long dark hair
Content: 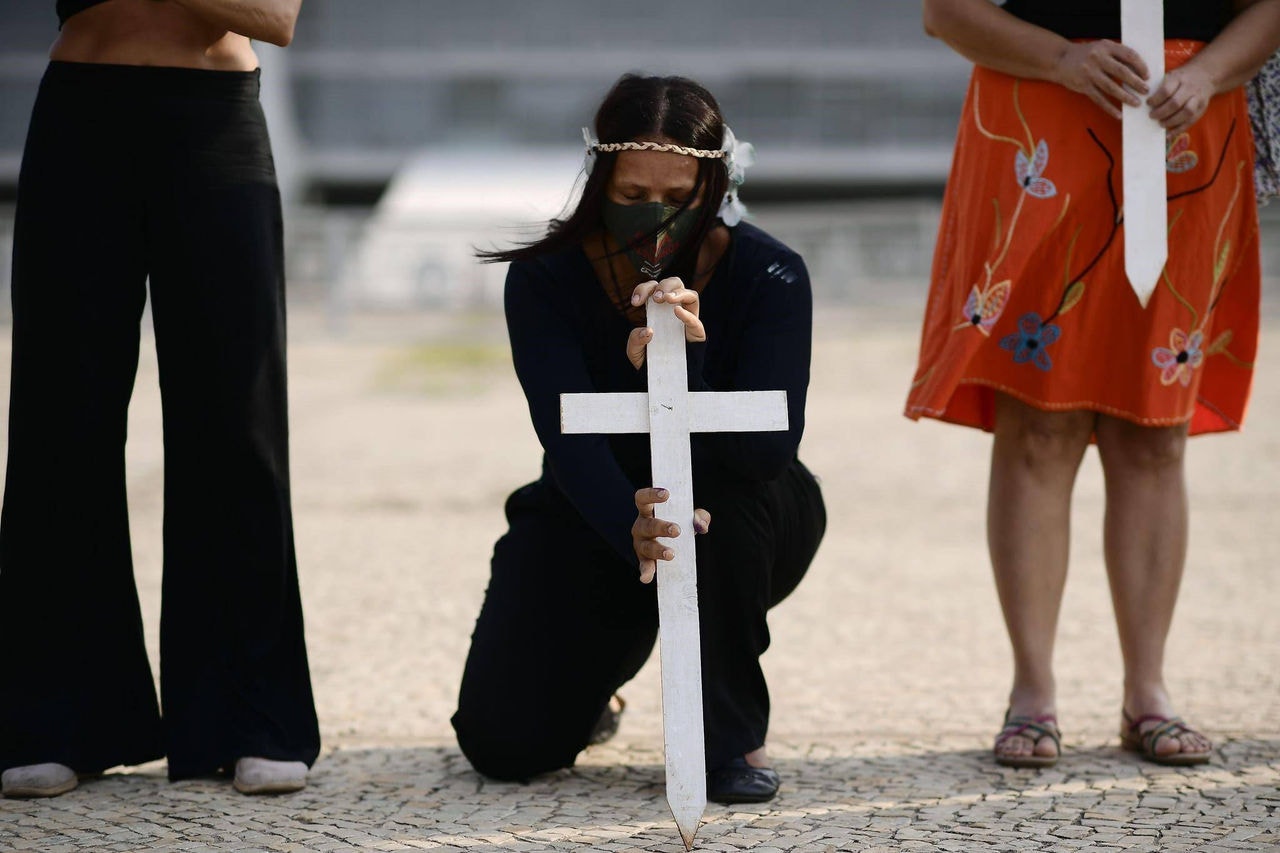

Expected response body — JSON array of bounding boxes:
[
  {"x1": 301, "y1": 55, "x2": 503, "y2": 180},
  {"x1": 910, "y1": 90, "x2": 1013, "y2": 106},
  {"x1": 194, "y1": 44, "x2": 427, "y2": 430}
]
[{"x1": 478, "y1": 74, "x2": 729, "y2": 283}]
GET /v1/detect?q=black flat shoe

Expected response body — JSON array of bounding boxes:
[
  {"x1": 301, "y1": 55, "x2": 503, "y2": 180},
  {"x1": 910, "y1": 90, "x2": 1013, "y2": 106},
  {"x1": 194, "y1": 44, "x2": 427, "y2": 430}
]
[
  {"x1": 706, "y1": 757, "x2": 780, "y2": 804},
  {"x1": 587, "y1": 695, "x2": 626, "y2": 746}
]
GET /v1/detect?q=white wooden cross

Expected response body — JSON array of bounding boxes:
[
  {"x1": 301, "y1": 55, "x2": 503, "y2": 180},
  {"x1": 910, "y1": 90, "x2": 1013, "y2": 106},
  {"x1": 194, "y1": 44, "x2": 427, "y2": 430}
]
[
  {"x1": 1122, "y1": 0, "x2": 1167, "y2": 307},
  {"x1": 560, "y1": 299, "x2": 788, "y2": 850}
]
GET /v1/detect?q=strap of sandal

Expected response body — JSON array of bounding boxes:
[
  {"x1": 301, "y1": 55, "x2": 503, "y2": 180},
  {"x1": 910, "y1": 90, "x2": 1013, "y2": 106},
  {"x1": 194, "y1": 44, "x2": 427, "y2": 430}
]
[
  {"x1": 996, "y1": 714, "x2": 1061, "y2": 751},
  {"x1": 1128, "y1": 714, "x2": 1193, "y2": 755}
]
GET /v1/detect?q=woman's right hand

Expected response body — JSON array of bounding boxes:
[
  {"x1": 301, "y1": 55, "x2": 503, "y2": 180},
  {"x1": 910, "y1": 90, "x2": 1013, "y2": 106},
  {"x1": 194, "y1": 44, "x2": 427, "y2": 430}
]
[
  {"x1": 625, "y1": 277, "x2": 706, "y2": 370},
  {"x1": 1053, "y1": 40, "x2": 1150, "y2": 119},
  {"x1": 632, "y1": 487, "x2": 711, "y2": 584}
]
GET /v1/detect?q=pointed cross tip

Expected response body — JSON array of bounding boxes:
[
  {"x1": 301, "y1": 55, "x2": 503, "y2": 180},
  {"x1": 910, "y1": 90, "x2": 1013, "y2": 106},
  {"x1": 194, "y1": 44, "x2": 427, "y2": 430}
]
[
  {"x1": 1125, "y1": 268, "x2": 1162, "y2": 310},
  {"x1": 671, "y1": 806, "x2": 703, "y2": 850},
  {"x1": 1126, "y1": 276, "x2": 1158, "y2": 309}
]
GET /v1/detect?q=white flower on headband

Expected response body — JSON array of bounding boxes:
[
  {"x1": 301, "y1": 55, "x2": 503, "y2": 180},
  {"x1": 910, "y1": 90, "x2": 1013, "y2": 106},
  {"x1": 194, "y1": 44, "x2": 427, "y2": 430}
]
[
  {"x1": 719, "y1": 125, "x2": 755, "y2": 226},
  {"x1": 583, "y1": 126, "x2": 599, "y2": 174},
  {"x1": 719, "y1": 191, "x2": 748, "y2": 227},
  {"x1": 721, "y1": 126, "x2": 756, "y2": 187}
]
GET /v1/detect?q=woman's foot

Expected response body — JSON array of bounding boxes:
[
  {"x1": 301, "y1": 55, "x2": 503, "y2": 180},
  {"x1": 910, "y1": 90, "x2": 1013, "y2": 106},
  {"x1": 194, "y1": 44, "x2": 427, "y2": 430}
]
[
  {"x1": 1, "y1": 763, "x2": 78, "y2": 798},
  {"x1": 994, "y1": 710, "x2": 1062, "y2": 768},
  {"x1": 707, "y1": 748, "x2": 779, "y2": 804},
  {"x1": 1121, "y1": 709, "x2": 1212, "y2": 765},
  {"x1": 587, "y1": 694, "x2": 626, "y2": 746},
  {"x1": 232, "y1": 757, "x2": 308, "y2": 794}
]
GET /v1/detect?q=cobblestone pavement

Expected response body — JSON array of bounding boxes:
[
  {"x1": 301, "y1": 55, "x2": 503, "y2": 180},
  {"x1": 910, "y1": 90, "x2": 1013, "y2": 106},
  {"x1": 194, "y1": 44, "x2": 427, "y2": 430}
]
[{"x1": 1, "y1": 307, "x2": 1277, "y2": 851}]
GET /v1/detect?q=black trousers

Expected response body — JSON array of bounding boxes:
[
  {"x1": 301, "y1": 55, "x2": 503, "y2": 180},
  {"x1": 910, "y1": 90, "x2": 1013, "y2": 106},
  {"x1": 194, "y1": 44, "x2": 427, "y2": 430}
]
[
  {"x1": 0, "y1": 61, "x2": 319, "y2": 779},
  {"x1": 452, "y1": 459, "x2": 826, "y2": 781}
]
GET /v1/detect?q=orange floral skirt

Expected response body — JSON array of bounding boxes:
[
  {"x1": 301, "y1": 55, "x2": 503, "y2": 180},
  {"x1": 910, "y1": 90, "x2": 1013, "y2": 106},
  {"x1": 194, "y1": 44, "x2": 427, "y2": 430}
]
[{"x1": 905, "y1": 41, "x2": 1260, "y2": 435}]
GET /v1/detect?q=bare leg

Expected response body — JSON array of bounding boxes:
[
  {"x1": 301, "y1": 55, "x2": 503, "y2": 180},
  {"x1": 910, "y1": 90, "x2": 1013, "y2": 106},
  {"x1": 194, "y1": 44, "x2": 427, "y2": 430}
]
[
  {"x1": 988, "y1": 394, "x2": 1094, "y2": 760},
  {"x1": 1095, "y1": 416, "x2": 1210, "y2": 758}
]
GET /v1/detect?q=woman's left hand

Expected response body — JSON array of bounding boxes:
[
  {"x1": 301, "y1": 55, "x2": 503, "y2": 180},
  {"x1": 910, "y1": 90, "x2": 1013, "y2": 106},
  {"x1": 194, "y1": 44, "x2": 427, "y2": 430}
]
[
  {"x1": 625, "y1": 277, "x2": 705, "y2": 370},
  {"x1": 1146, "y1": 64, "x2": 1216, "y2": 137}
]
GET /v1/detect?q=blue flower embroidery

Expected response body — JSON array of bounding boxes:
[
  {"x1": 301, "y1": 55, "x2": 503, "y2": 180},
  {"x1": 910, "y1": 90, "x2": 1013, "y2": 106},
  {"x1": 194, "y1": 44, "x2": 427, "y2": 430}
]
[{"x1": 999, "y1": 312, "x2": 1061, "y2": 371}]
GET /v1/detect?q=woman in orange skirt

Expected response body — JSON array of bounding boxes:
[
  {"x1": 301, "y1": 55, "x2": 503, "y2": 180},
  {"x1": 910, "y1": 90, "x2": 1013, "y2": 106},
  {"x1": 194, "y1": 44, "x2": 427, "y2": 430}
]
[{"x1": 907, "y1": 0, "x2": 1280, "y2": 767}]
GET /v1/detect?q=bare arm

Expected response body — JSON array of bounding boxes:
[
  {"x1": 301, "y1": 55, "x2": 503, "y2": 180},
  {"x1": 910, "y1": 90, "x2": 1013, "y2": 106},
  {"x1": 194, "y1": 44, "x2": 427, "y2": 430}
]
[
  {"x1": 922, "y1": 0, "x2": 1151, "y2": 118},
  {"x1": 922, "y1": 0, "x2": 1073, "y2": 80},
  {"x1": 1180, "y1": 0, "x2": 1280, "y2": 91},
  {"x1": 1147, "y1": 0, "x2": 1280, "y2": 136},
  {"x1": 166, "y1": 0, "x2": 301, "y2": 46}
]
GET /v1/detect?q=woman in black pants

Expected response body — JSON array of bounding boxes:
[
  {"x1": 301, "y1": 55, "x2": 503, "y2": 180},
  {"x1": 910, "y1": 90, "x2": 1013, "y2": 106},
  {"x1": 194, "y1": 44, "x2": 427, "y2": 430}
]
[
  {"x1": 452, "y1": 74, "x2": 826, "y2": 805},
  {"x1": 0, "y1": 0, "x2": 318, "y2": 798}
]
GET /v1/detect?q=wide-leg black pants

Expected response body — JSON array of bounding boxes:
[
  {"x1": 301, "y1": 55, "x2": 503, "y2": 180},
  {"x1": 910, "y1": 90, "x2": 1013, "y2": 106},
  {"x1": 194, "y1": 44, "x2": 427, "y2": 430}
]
[
  {"x1": 452, "y1": 459, "x2": 825, "y2": 781},
  {"x1": 0, "y1": 61, "x2": 320, "y2": 779}
]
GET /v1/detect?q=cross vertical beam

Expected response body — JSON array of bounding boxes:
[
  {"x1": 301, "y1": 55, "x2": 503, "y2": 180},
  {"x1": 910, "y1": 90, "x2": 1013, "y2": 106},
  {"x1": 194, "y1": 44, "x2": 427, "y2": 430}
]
[
  {"x1": 644, "y1": 300, "x2": 705, "y2": 851},
  {"x1": 1122, "y1": 0, "x2": 1167, "y2": 307},
  {"x1": 560, "y1": 300, "x2": 788, "y2": 850}
]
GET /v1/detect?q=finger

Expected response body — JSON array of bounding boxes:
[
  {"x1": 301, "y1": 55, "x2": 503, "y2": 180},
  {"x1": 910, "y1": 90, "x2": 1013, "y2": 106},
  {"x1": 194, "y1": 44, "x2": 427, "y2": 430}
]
[
  {"x1": 634, "y1": 515, "x2": 680, "y2": 540},
  {"x1": 635, "y1": 538, "x2": 676, "y2": 561},
  {"x1": 1146, "y1": 76, "x2": 1182, "y2": 112},
  {"x1": 1145, "y1": 75, "x2": 1178, "y2": 111},
  {"x1": 1149, "y1": 96, "x2": 1187, "y2": 124},
  {"x1": 662, "y1": 288, "x2": 699, "y2": 306},
  {"x1": 673, "y1": 305, "x2": 706, "y2": 341},
  {"x1": 1102, "y1": 56, "x2": 1147, "y2": 102},
  {"x1": 656, "y1": 276, "x2": 684, "y2": 294},
  {"x1": 1150, "y1": 90, "x2": 1194, "y2": 125},
  {"x1": 626, "y1": 326, "x2": 653, "y2": 370},
  {"x1": 639, "y1": 560, "x2": 656, "y2": 584},
  {"x1": 1108, "y1": 41, "x2": 1149, "y2": 81},
  {"x1": 1092, "y1": 71, "x2": 1139, "y2": 109},
  {"x1": 630, "y1": 280, "x2": 660, "y2": 306},
  {"x1": 693, "y1": 508, "x2": 711, "y2": 535},
  {"x1": 634, "y1": 486, "x2": 669, "y2": 514},
  {"x1": 1151, "y1": 89, "x2": 1200, "y2": 125}
]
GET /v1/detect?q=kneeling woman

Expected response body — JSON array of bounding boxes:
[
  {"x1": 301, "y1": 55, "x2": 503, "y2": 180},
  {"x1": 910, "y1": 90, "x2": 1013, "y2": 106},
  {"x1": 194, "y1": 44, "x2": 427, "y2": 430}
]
[{"x1": 452, "y1": 74, "x2": 826, "y2": 804}]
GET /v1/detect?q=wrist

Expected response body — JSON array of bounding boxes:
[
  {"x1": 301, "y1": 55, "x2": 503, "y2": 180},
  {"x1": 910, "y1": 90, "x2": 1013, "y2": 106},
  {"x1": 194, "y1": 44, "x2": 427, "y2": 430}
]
[{"x1": 1045, "y1": 38, "x2": 1074, "y2": 86}]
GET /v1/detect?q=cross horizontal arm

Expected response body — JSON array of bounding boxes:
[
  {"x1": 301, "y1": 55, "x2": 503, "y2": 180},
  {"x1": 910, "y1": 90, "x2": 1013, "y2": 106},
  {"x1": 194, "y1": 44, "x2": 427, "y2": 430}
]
[
  {"x1": 690, "y1": 390, "x2": 787, "y2": 433},
  {"x1": 561, "y1": 390, "x2": 788, "y2": 435},
  {"x1": 561, "y1": 392, "x2": 648, "y2": 433}
]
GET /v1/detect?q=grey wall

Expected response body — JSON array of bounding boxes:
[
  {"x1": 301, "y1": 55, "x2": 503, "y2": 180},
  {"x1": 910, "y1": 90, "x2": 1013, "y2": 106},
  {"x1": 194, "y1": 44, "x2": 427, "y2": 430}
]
[{"x1": 0, "y1": 2, "x2": 970, "y2": 194}]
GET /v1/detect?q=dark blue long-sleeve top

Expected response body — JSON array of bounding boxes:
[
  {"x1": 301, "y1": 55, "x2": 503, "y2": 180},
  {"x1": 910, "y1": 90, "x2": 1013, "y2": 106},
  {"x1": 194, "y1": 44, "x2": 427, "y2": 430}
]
[{"x1": 504, "y1": 222, "x2": 814, "y2": 568}]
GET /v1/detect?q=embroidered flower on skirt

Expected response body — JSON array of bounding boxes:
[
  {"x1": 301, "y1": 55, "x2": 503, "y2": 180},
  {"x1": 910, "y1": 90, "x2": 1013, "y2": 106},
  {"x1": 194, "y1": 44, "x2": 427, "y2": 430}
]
[
  {"x1": 999, "y1": 312, "x2": 1061, "y2": 371},
  {"x1": 1014, "y1": 140, "x2": 1057, "y2": 198},
  {"x1": 1165, "y1": 132, "x2": 1198, "y2": 173},
  {"x1": 962, "y1": 280, "x2": 1011, "y2": 336},
  {"x1": 1151, "y1": 328, "x2": 1205, "y2": 387}
]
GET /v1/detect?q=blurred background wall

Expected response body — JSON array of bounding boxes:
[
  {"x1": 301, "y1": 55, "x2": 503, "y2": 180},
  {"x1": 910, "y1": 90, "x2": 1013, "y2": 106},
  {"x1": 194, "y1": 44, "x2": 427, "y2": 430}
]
[{"x1": 0, "y1": 1, "x2": 1275, "y2": 323}]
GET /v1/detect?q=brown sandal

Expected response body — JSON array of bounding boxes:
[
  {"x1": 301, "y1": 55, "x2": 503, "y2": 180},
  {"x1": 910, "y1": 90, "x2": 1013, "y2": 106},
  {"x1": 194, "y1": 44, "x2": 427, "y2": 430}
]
[
  {"x1": 995, "y1": 710, "x2": 1061, "y2": 768},
  {"x1": 1121, "y1": 711, "x2": 1212, "y2": 766}
]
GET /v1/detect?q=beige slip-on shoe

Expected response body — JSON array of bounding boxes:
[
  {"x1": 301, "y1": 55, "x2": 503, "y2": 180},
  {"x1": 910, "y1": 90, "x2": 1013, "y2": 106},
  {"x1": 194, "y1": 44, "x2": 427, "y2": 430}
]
[
  {"x1": 2, "y1": 763, "x2": 78, "y2": 798},
  {"x1": 232, "y1": 757, "x2": 308, "y2": 794}
]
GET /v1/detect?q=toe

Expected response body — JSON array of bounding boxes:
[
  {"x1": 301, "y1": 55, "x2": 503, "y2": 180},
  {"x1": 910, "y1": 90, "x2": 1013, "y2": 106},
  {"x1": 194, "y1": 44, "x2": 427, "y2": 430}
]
[
  {"x1": 1033, "y1": 735, "x2": 1058, "y2": 758},
  {"x1": 995, "y1": 734, "x2": 1031, "y2": 758},
  {"x1": 1181, "y1": 731, "x2": 1212, "y2": 754}
]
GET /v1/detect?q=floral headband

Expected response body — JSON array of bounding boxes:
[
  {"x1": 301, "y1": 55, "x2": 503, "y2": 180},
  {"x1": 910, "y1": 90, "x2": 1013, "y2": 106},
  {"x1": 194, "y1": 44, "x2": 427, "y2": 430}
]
[{"x1": 582, "y1": 125, "x2": 756, "y2": 226}]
